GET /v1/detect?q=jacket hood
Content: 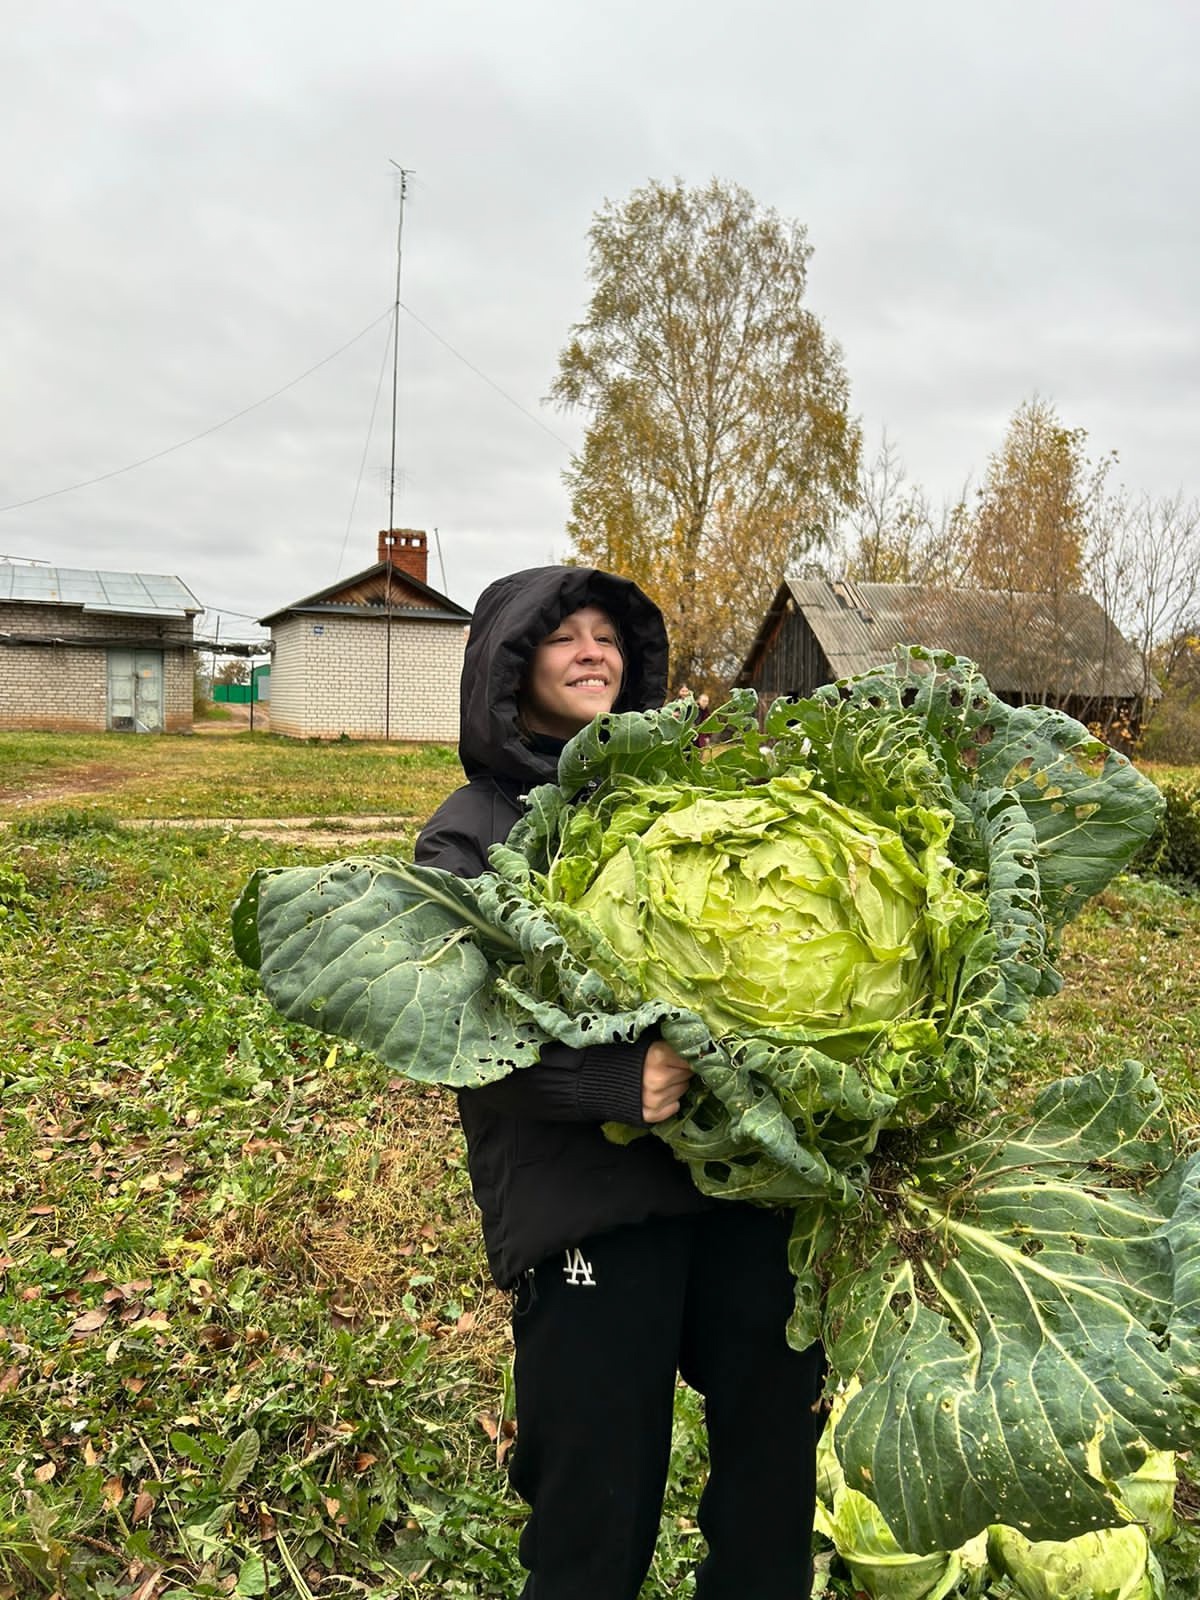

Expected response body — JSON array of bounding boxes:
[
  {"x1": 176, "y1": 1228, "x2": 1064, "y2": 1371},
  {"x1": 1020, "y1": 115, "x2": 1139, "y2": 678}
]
[{"x1": 459, "y1": 566, "x2": 669, "y2": 785}]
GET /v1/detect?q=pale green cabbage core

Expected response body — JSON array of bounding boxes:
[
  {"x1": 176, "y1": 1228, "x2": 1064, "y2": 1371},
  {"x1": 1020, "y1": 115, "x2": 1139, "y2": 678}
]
[{"x1": 551, "y1": 774, "x2": 988, "y2": 1057}]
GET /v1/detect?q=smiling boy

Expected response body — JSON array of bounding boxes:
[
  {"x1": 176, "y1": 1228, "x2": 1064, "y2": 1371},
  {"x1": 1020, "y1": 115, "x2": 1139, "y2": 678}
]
[{"x1": 416, "y1": 566, "x2": 824, "y2": 1599}]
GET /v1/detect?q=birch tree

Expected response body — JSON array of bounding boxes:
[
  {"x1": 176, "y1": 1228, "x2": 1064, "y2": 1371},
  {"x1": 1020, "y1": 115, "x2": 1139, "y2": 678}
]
[{"x1": 551, "y1": 177, "x2": 860, "y2": 687}]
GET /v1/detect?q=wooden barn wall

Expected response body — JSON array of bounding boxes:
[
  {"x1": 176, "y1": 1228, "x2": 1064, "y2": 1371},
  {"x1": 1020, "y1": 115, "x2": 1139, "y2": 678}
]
[{"x1": 748, "y1": 612, "x2": 830, "y2": 699}]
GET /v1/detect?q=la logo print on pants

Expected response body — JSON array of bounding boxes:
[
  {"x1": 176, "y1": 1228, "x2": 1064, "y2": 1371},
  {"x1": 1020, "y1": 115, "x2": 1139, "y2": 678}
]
[{"x1": 562, "y1": 1247, "x2": 595, "y2": 1286}]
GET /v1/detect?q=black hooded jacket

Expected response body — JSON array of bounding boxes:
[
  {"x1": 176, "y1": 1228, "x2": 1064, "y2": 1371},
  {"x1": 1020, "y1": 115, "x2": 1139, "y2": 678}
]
[{"x1": 415, "y1": 566, "x2": 712, "y2": 1287}]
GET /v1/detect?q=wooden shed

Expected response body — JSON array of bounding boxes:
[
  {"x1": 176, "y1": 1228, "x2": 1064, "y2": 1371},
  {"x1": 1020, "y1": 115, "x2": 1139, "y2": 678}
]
[
  {"x1": 260, "y1": 531, "x2": 470, "y2": 741},
  {"x1": 736, "y1": 577, "x2": 1152, "y2": 732},
  {"x1": 0, "y1": 563, "x2": 200, "y2": 732}
]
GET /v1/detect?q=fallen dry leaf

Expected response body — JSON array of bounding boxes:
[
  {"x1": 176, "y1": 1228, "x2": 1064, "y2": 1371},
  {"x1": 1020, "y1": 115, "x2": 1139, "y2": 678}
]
[
  {"x1": 476, "y1": 1412, "x2": 518, "y2": 1467},
  {"x1": 131, "y1": 1488, "x2": 155, "y2": 1524},
  {"x1": 125, "y1": 1311, "x2": 169, "y2": 1333},
  {"x1": 70, "y1": 1308, "x2": 110, "y2": 1334},
  {"x1": 127, "y1": 1569, "x2": 165, "y2": 1600},
  {"x1": 33, "y1": 1461, "x2": 56, "y2": 1484},
  {"x1": 197, "y1": 1325, "x2": 235, "y2": 1351}
]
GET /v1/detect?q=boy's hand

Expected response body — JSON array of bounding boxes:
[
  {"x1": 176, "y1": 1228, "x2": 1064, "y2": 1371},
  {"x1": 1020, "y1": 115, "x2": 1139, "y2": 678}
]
[{"x1": 641, "y1": 1041, "x2": 693, "y2": 1124}]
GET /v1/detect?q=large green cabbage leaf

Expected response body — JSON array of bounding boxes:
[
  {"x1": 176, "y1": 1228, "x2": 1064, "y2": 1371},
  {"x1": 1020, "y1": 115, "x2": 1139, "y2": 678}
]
[
  {"x1": 987, "y1": 1522, "x2": 1165, "y2": 1600},
  {"x1": 812, "y1": 1062, "x2": 1200, "y2": 1551},
  {"x1": 816, "y1": 1383, "x2": 1175, "y2": 1599},
  {"x1": 233, "y1": 649, "x2": 1194, "y2": 1552}
]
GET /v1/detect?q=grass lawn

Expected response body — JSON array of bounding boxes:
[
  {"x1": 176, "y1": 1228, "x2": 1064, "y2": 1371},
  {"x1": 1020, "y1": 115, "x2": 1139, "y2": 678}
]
[
  {"x1": 1, "y1": 732, "x2": 1198, "y2": 1598},
  {"x1": 0, "y1": 730, "x2": 461, "y2": 821}
]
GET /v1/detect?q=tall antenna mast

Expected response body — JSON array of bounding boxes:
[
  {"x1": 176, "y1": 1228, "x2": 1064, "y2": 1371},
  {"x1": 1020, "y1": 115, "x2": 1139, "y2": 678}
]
[
  {"x1": 383, "y1": 161, "x2": 412, "y2": 742},
  {"x1": 387, "y1": 161, "x2": 412, "y2": 533}
]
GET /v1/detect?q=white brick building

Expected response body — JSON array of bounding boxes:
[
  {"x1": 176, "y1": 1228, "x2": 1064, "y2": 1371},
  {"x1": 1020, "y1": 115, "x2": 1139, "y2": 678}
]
[
  {"x1": 260, "y1": 531, "x2": 470, "y2": 741},
  {"x1": 0, "y1": 565, "x2": 200, "y2": 733}
]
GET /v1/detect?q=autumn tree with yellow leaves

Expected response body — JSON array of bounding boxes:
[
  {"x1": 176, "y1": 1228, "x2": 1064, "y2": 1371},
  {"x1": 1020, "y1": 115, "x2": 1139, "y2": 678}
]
[
  {"x1": 955, "y1": 396, "x2": 1115, "y2": 705},
  {"x1": 968, "y1": 396, "x2": 1112, "y2": 597},
  {"x1": 550, "y1": 178, "x2": 860, "y2": 688}
]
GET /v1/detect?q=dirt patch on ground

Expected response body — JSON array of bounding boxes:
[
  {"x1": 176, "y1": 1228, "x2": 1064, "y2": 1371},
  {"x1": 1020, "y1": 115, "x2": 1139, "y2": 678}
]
[
  {"x1": 0, "y1": 763, "x2": 131, "y2": 809},
  {"x1": 192, "y1": 702, "x2": 270, "y2": 736},
  {"x1": 126, "y1": 816, "x2": 417, "y2": 846}
]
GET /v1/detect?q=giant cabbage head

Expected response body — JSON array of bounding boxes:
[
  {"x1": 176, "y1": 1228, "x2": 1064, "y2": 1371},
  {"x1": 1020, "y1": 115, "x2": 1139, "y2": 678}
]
[{"x1": 545, "y1": 772, "x2": 990, "y2": 1077}]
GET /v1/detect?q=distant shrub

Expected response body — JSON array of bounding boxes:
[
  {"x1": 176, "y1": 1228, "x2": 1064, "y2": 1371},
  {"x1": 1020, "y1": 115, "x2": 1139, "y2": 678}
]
[
  {"x1": 1140, "y1": 692, "x2": 1200, "y2": 765},
  {"x1": 1133, "y1": 780, "x2": 1200, "y2": 887}
]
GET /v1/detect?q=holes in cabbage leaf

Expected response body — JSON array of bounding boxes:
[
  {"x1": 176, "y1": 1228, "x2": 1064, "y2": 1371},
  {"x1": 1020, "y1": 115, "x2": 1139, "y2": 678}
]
[
  {"x1": 1019, "y1": 1237, "x2": 1044, "y2": 1257},
  {"x1": 900, "y1": 685, "x2": 919, "y2": 708},
  {"x1": 889, "y1": 1291, "x2": 912, "y2": 1318},
  {"x1": 704, "y1": 1161, "x2": 733, "y2": 1184}
]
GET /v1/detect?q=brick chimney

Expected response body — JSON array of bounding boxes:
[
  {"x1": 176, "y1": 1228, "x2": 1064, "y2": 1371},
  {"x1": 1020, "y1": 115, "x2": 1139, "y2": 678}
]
[{"x1": 377, "y1": 528, "x2": 428, "y2": 585}]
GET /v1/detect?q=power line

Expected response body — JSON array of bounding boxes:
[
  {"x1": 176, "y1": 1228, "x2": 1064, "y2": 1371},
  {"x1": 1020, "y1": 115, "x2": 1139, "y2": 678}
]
[
  {"x1": 200, "y1": 604, "x2": 266, "y2": 621},
  {"x1": 0, "y1": 305, "x2": 395, "y2": 515},
  {"x1": 399, "y1": 301, "x2": 574, "y2": 450},
  {"x1": 0, "y1": 295, "x2": 577, "y2": 525},
  {"x1": 336, "y1": 312, "x2": 396, "y2": 578}
]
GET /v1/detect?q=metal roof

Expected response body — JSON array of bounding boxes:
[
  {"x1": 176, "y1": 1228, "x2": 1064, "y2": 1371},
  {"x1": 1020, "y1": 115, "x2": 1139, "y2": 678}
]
[
  {"x1": 743, "y1": 578, "x2": 1150, "y2": 699},
  {"x1": 0, "y1": 564, "x2": 202, "y2": 619},
  {"x1": 259, "y1": 560, "x2": 470, "y2": 626}
]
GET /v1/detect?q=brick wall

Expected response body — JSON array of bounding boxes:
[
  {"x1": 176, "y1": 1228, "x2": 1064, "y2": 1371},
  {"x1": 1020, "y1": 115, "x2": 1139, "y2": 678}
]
[
  {"x1": 267, "y1": 616, "x2": 308, "y2": 736},
  {"x1": 268, "y1": 613, "x2": 465, "y2": 741},
  {"x1": 0, "y1": 603, "x2": 195, "y2": 732}
]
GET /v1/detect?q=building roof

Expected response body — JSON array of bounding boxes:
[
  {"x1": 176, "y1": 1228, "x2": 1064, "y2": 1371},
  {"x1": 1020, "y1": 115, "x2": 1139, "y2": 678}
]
[
  {"x1": 0, "y1": 564, "x2": 202, "y2": 620},
  {"x1": 258, "y1": 560, "x2": 470, "y2": 627},
  {"x1": 739, "y1": 577, "x2": 1150, "y2": 700}
]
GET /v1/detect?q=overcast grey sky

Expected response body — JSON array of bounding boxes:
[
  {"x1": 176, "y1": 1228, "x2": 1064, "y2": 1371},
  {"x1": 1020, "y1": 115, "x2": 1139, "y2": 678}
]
[{"x1": 3, "y1": 0, "x2": 1196, "y2": 642}]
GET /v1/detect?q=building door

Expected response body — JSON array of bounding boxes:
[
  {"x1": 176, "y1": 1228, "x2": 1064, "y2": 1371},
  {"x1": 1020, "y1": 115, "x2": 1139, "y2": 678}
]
[{"x1": 107, "y1": 650, "x2": 164, "y2": 732}]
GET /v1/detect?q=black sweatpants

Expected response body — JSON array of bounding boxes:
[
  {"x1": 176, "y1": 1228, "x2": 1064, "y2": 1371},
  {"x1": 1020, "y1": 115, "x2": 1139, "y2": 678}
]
[{"x1": 509, "y1": 1205, "x2": 826, "y2": 1600}]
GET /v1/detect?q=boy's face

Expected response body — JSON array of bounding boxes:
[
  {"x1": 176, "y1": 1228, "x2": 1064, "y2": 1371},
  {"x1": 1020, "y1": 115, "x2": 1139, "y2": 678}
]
[{"x1": 522, "y1": 605, "x2": 624, "y2": 738}]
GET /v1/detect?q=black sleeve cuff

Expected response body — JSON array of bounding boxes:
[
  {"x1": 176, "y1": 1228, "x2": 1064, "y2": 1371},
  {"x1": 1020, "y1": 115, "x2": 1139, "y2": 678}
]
[{"x1": 574, "y1": 1041, "x2": 647, "y2": 1126}]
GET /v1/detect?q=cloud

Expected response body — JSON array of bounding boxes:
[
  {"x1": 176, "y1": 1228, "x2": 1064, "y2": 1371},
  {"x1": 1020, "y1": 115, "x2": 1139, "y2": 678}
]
[{"x1": 2, "y1": 0, "x2": 1196, "y2": 636}]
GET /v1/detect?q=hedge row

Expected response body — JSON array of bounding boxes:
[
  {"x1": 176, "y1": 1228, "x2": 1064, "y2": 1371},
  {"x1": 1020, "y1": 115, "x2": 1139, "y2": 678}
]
[{"x1": 1134, "y1": 780, "x2": 1200, "y2": 886}]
